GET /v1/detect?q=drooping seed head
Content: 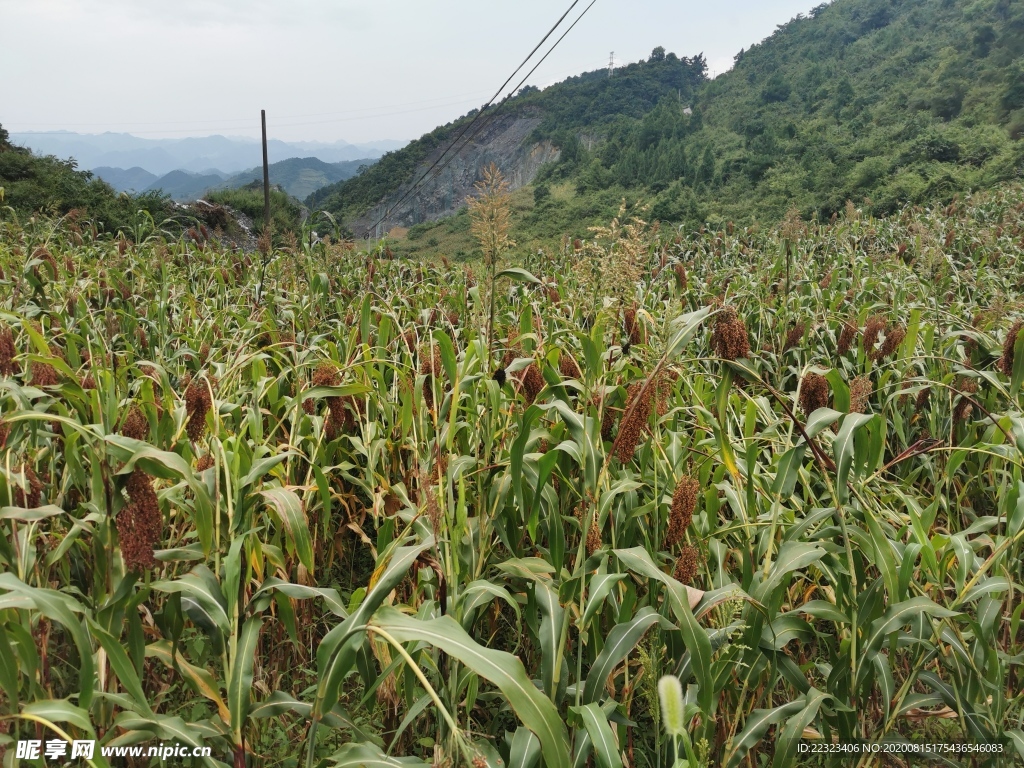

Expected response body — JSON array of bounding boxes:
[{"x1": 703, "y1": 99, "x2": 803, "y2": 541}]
[
  {"x1": 120, "y1": 404, "x2": 149, "y2": 441},
  {"x1": 14, "y1": 464, "x2": 42, "y2": 509},
  {"x1": 0, "y1": 326, "x2": 18, "y2": 377},
  {"x1": 799, "y1": 372, "x2": 829, "y2": 415},
  {"x1": 863, "y1": 315, "x2": 887, "y2": 360},
  {"x1": 674, "y1": 262, "x2": 687, "y2": 291},
  {"x1": 117, "y1": 469, "x2": 162, "y2": 572},
  {"x1": 711, "y1": 306, "x2": 750, "y2": 361},
  {"x1": 783, "y1": 321, "x2": 806, "y2": 352},
  {"x1": 953, "y1": 377, "x2": 979, "y2": 423},
  {"x1": 183, "y1": 376, "x2": 214, "y2": 442},
  {"x1": 915, "y1": 386, "x2": 931, "y2": 411},
  {"x1": 849, "y1": 375, "x2": 872, "y2": 414},
  {"x1": 837, "y1": 320, "x2": 858, "y2": 357},
  {"x1": 586, "y1": 516, "x2": 603, "y2": 555},
  {"x1": 615, "y1": 380, "x2": 654, "y2": 463},
  {"x1": 673, "y1": 544, "x2": 701, "y2": 585},
  {"x1": 1000, "y1": 320, "x2": 1023, "y2": 377},
  {"x1": 877, "y1": 324, "x2": 906, "y2": 360},
  {"x1": 522, "y1": 362, "x2": 544, "y2": 404},
  {"x1": 665, "y1": 475, "x2": 698, "y2": 548},
  {"x1": 30, "y1": 361, "x2": 60, "y2": 388},
  {"x1": 559, "y1": 353, "x2": 581, "y2": 380},
  {"x1": 624, "y1": 305, "x2": 645, "y2": 346}
]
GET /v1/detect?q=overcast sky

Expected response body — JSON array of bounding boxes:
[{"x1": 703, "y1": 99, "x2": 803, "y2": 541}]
[{"x1": 1, "y1": 0, "x2": 819, "y2": 144}]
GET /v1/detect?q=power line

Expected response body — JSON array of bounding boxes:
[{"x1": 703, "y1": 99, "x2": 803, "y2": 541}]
[
  {"x1": 363, "y1": 0, "x2": 592, "y2": 238},
  {"x1": 415, "y1": 0, "x2": 599, "y2": 195},
  {"x1": 8, "y1": 59, "x2": 607, "y2": 139}
]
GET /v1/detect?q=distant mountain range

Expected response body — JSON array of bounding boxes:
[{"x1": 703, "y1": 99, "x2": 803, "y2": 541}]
[
  {"x1": 8, "y1": 131, "x2": 405, "y2": 177},
  {"x1": 91, "y1": 156, "x2": 375, "y2": 202}
]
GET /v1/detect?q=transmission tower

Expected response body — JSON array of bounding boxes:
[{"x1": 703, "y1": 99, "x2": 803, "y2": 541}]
[{"x1": 608, "y1": 51, "x2": 614, "y2": 77}]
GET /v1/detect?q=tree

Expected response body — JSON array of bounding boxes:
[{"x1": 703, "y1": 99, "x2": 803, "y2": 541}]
[{"x1": 650, "y1": 46, "x2": 666, "y2": 63}]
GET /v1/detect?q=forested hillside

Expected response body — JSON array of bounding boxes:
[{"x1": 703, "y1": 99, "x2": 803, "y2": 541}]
[
  {"x1": 0, "y1": 124, "x2": 173, "y2": 233},
  {"x1": 641, "y1": 0, "x2": 1024, "y2": 223},
  {"x1": 306, "y1": 52, "x2": 709, "y2": 224},
  {"x1": 314, "y1": 0, "x2": 1024, "y2": 237}
]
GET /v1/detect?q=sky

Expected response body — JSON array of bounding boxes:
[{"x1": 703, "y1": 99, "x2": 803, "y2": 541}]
[{"x1": 0, "y1": 0, "x2": 821, "y2": 145}]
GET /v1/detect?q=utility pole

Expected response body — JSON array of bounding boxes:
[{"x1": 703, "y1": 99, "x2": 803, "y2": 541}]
[
  {"x1": 257, "y1": 109, "x2": 271, "y2": 305},
  {"x1": 261, "y1": 109, "x2": 271, "y2": 245}
]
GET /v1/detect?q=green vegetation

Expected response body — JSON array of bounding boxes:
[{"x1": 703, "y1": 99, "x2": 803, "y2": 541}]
[
  {"x1": 2, "y1": 177, "x2": 1024, "y2": 765},
  {"x1": 307, "y1": 53, "x2": 707, "y2": 224},
  {"x1": 0, "y1": 123, "x2": 175, "y2": 234},
  {"x1": 638, "y1": 0, "x2": 1024, "y2": 222},
  {"x1": 216, "y1": 157, "x2": 372, "y2": 202},
  {"x1": 313, "y1": 0, "x2": 1024, "y2": 238},
  {"x1": 205, "y1": 182, "x2": 304, "y2": 243}
]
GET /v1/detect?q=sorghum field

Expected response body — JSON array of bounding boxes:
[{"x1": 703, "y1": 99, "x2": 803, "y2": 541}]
[{"x1": 2, "y1": 182, "x2": 1024, "y2": 768}]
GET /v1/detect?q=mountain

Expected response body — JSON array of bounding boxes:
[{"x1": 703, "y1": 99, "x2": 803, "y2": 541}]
[
  {"x1": 7, "y1": 132, "x2": 405, "y2": 177},
  {"x1": 142, "y1": 170, "x2": 228, "y2": 202},
  {"x1": 311, "y1": 0, "x2": 1024, "y2": 238},
  {"x1": 0, "y1": 123, "x2": 174, "y2": 231},
  {"x1": 92, "y1": 166, "x2": 158, "y2": 193},
  {"x1": 215, "y1": 157, "x2": 374, "y2": 200},
  {"x1": 307, "y1": 53, "x2": 707, "y2": 234}
]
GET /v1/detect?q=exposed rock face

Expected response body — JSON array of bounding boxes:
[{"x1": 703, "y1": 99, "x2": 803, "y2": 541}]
[{"x1": 351, "y1": 110, "x2": 560, "y2": 233}]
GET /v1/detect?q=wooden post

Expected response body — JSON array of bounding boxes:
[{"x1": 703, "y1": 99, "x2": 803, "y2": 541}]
[
  {"x1": 257, "y1": 110, "x2": 271, "y2": 305},
  {"x1": 261, "y1": 109, "x2": 271, "y2": 242}
]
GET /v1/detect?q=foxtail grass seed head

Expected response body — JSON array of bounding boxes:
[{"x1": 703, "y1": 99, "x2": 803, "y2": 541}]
[
  {"x1": 615, "y1": 381, "x2": 654, "y2": 463},
  {"x1": 849, "y1": 375, "x2": 872, "y2": 414},
  {"x1": 1000, "y1": 320, "x2": 1023, "y2": 377},
  {"x1": 837, "y1": 320, "x2": 858, "y2": 357},
  {"x1": 711, "y1": 306, "x2": 750, "y2": 361},
  {"x1": 800, "y1": 372, "x2": 829, "y2": 415},
  {"x1": 658, "y1": 675, "x2": 686, "y2": 737},
  {"x1": 666, "y1": 475, "x2": 699, "y2": 547}
]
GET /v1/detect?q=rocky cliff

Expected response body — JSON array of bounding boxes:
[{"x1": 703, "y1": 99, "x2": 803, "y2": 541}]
[{"x1": 350, "y1": 110, "x2": 559, "y2": 235}]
